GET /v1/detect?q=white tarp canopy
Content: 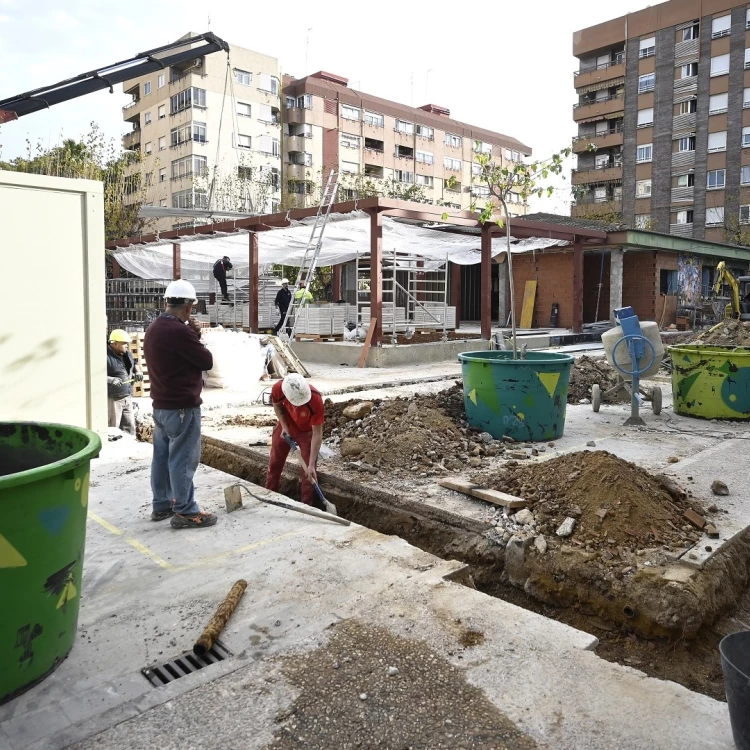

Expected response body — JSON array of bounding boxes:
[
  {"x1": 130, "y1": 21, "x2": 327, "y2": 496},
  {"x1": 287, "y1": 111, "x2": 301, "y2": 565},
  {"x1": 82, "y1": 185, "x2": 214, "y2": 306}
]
[{"x1": 110, "y1": 211, "x2": 569, "y2": 281}]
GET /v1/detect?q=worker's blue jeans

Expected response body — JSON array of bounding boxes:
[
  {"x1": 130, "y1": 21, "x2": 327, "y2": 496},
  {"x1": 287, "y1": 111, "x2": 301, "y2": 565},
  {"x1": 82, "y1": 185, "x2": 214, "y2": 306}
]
[{"x1": 151, "y1": 407, "x2": 202, "y2": 516}]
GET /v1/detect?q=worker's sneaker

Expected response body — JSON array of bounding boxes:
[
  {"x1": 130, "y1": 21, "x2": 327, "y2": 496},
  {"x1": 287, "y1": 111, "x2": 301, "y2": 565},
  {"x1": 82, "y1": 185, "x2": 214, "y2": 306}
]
[{"x1": 170, "y1": 511, "x2": 218, "y2": 529}]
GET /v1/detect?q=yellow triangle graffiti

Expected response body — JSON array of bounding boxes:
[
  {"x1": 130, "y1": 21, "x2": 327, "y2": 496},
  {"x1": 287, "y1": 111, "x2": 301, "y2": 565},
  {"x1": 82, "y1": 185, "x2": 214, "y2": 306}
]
[
  {"x1": 0, "y1": 534, "x2": 27, "y2": 568},
  {"x1": 57, "y1": 580, "x2": 77, "y2": 609},
  {"x1": 537, "y1": 372, "x2": 561, "y2": 398},
  {"x1": 468, "y1": 388, "x2": 478, "y2": 405}
]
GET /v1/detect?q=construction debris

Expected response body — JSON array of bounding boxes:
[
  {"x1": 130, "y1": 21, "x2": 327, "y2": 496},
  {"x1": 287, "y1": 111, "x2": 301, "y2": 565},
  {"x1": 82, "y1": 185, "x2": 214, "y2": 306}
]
[
  {"x1": 711, "y1": 480, "x2": 729, "y2": 496},
  {"x1": 567, "y1": 356, "x2": 618, "y2": 404},
  {"x1": 681, "y1": 319, "x2": 750, "y2": 347}
]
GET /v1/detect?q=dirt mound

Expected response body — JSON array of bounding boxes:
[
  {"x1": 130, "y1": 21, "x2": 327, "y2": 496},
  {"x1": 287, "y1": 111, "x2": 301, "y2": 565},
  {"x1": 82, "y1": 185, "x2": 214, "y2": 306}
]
[
  {"x1": 567, "y1": 356, "x2": 618, "y2": 403},
  {"x1": 477, "y1": 451, "x2": 704, "y2": 551},
  {"x1": 220, "y1": 414, "x2": 277, "y2": 427},
  {"x1": 687, "y1": 319, "x2": 750, "y2": 347}
]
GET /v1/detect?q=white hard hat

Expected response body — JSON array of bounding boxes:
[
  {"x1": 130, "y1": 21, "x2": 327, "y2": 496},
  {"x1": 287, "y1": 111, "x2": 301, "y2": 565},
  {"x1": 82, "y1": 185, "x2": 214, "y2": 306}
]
[
  {"x1": 164, "y1": 279, "x2": 197, "y2": 301},
  {"x1": 281, "y1": 278, "x2": 289, "y2": 285},
  {"x1": 281, "y1": 373, "x2": 311, "y2": 406}
]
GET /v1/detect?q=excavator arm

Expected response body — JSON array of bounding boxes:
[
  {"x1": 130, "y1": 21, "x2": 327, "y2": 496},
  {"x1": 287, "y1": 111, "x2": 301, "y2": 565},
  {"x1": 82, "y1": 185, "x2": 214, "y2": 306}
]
[{"x1": 713, "y1": 261, "x2": 742, "y2": 318}]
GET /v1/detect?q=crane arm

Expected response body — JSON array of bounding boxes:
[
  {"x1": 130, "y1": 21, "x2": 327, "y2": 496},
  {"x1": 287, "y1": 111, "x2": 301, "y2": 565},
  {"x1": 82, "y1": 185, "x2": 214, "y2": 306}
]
[{"x1": 713, "y1": 261, "x2": 741, "y2": 318}]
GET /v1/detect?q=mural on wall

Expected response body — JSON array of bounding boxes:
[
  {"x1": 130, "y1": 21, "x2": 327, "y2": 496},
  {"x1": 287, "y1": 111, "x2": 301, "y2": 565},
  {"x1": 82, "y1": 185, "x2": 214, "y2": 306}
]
[{"x1": 678, "y1": 254, "x2": 702, "y2": 307}]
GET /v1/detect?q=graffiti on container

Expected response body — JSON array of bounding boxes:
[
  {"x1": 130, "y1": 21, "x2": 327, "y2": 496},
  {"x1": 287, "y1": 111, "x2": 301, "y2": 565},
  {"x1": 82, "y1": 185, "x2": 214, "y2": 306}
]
[
  {"x1": 43, "y1": 560, "x2": 78, "y2": 612},
  {"x1": 673, "y1": 353, "x2": 750, "y2": 415},
  {"x1": 15, "y1": 623, "x2": 43, "y2": 666}
]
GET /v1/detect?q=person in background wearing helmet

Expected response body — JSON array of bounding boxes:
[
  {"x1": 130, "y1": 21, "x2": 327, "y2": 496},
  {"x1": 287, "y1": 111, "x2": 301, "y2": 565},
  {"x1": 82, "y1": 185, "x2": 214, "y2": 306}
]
[
  {"x1": 294, "y1": 280, "x2": 313, "y2": 308},
  {"x1": 143, "y1": 280, "x2": 217, "y2": 529},
  {"x1": 272, "y1": 278, "x2": 292, "y2": 336},
  {"x1": 212, "y1": 255, "x2": 233, "y2": 302},
  {"x1": 106, "y1": 329, "x2": 142, "y2": 435},
  {"x1": 266, "y1": 373, "x2": 325, "y2": 509}
]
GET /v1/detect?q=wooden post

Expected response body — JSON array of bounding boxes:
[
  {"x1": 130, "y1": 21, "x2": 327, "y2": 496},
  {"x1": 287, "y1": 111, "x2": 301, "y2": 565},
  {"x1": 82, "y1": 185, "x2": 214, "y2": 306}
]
[
  {"x1": 248, "y1": 232, "x2": 259, "y2": 332},
  {"x1": 451, "y1": 261, "x2": 461, "y2": 330},
  {"x1": 573, "y1": 238, "x2": 583, "y2": 334},
  {"x1": 332, "y1": 264, "x2": 342, "y2": 301},
  {"x1": 369, "y1": 210, "x2": 383, "y2": 346},
  {"x1": 111, "y1": 258, "x2": 121, "y2": 279},
  {"x1": 481, "y1": 224, "x2": 492, "y2": 340},
  {"x1": 172, "y1": 243, "x2": 181, "y2": 280}
]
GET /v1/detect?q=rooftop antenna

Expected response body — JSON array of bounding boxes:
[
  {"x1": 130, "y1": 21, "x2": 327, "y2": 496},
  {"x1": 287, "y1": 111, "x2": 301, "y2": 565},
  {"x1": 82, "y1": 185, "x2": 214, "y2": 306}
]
[{"x1": 305, "y1": 28, "x2": 313, "y2": 76}]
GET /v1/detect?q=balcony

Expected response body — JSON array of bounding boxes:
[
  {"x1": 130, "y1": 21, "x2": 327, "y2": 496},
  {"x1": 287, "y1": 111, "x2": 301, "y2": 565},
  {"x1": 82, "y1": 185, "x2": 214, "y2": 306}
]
[
  {"x1": 122, "y1": 99, "x2": 140, "y2": 116},
  {"x1": 572, "y1": 163, "x2": 623, "y2": 185},
  {"x1": 572, "y1": 128, "x2": 623, "y2": 153},
  {"x1": 673, "y1": 113, "x2": 697, "y2": 132},
  {"x1": 672, "y1": 151, "x2": 696, "y2": 170},
  {"x1": 574, "y1": 59, "x2": 625, "y2": 89},
  {"x1": 286, "y1": 135, "x2": 305, "y2": 153},
  {"x1": 573, "y1": 94, "x2": 624, "y2": 122},
  {"x1": 364, "y1": 147, "x2": 384, "y2": 164},
  {"x1": 122, "y1": 129, "x2": 141, "y2": 150},
  {"x1": 674, "y1": 38, "x2": 699, "y2": 61},
  {"x1": 286, "y1": 163, "x2": 309, "y2": 180},
  {"x1": 671, "y1": 186, "x2": 694, "y2": 203},
  {"x1": 286, "y1": 107, "x2": 308, "y2": 125},
  {"x1": 670, "y1": 223, "x2": 693, "y2": 237}
]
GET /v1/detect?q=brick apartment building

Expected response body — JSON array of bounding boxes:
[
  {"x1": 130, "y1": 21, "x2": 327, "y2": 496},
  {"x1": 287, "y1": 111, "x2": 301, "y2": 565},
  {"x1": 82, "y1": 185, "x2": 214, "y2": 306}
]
[{"x1": 572, "y1": 0, "x2": 750, "y2": 243}]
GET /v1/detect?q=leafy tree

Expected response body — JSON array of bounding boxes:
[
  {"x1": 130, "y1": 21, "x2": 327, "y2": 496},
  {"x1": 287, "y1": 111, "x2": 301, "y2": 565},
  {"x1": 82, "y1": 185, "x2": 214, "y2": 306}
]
[{"x1": 722, "y1": 213, "x2": 750, "y2": 247}]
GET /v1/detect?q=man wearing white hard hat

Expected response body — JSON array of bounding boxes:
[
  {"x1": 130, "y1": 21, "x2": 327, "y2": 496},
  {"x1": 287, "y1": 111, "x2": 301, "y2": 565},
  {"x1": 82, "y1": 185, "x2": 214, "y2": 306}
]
[
  {"x1": 143, "y1": 280, "x2": 217, "y2": 529},
  {"x1": 266, "y1": 373, "x2": 325, "y2": 508},
  {"x1": 273, "y1": 278, "x2": 292, "y2": 336}
]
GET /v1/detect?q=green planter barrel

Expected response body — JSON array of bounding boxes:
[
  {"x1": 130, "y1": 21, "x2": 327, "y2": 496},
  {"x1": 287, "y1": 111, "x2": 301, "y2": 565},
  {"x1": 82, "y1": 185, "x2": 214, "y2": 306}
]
[
  {"x1": 670, "y1": 345, "x2": 750, "y2": 420},
  {"x1": 0, "y1": 423, "x2": 101, "y2": 704},
  {"x1": 458, "y1": 350, "x2": 574, "y2": 442}
]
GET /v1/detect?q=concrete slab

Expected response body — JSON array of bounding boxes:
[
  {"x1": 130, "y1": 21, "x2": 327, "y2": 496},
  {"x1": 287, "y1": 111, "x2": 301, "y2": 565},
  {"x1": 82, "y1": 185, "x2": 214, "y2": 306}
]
[{"x1": 0, "y1": 435, "x2": 735, "y2": 750}]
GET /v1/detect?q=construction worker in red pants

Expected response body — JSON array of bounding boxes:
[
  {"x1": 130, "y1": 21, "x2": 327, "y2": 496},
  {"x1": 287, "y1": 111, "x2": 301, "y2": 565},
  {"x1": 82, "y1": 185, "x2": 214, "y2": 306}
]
[{"x1": 266, "y1": 373, "x2": 325, "y2": 509}]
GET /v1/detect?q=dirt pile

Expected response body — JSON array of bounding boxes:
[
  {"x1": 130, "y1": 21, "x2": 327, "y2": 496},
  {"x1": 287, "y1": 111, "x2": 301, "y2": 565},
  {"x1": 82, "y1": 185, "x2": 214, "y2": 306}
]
[
  {"x1": 688, "y1": 319, "x2": 750, "y2": 347},
  {"x1": 476, "y1": 451, "x2": 706, "y2": 554},
  {"x1": 567, "y1": 356, "x2": 618, "y2": 403},
  {"x1": 220, "y1": 414, "x2": 277, "y2": 427}
]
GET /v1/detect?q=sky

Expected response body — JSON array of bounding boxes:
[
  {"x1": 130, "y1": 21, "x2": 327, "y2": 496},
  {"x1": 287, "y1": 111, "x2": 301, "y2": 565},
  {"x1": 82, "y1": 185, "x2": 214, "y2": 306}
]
[{"x1": 0, "y1": 0, "x2": 655, "y2": 213}]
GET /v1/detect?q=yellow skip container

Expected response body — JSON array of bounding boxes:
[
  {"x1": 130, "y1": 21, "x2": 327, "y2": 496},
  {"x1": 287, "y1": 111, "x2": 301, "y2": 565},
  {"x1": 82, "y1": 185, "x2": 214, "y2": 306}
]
[{"x1": 670, "y1": 345, "x2": 750, "y2": 420}]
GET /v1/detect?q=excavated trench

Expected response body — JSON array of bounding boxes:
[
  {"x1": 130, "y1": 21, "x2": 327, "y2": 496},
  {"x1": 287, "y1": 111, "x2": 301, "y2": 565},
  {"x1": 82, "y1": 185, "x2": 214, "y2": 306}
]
[{"x1": 201, "y1": 435, "x2": 750, "y2": 700}]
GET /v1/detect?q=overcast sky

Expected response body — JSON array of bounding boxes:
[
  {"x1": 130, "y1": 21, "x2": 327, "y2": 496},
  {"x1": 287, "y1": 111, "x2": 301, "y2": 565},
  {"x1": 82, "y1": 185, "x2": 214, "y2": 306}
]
[{"x1": 0, "y1": 0, "x2": 654, "y2": 212}]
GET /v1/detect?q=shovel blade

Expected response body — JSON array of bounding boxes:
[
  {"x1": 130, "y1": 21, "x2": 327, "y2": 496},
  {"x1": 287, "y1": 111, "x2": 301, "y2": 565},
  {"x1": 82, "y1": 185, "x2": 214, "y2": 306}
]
[{"x1": 224, "y1": 485, "x2": 244, "y2": 514}]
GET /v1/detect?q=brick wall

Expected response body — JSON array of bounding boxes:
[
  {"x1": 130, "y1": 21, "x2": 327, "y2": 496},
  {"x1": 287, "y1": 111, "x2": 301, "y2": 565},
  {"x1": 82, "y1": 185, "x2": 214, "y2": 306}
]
[
  {"x1": 622, "y1": 250, "x2": 657, "y2": 320},
  {"x1": 322, "y1": 127, "x2": 338, "y2": 177},
  {"x1": 583, "y1": 253, "x2": 611, "y2": 323},
  {"x1": 511, "y1": 252, "x2": 575, "y2": 329}
]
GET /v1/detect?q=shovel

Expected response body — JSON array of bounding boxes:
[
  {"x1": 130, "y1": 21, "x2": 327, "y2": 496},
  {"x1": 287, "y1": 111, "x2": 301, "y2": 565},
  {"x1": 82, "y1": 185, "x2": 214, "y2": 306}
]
[{"x1": 283, "y1": 434, "x2": 338, "y2": 516}]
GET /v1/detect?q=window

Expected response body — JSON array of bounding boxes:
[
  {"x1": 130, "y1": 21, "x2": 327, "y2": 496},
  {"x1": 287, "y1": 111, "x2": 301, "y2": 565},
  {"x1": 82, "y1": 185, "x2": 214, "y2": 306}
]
[
  {"x1": 741, "y1": 205, "x2": 750, "y2": 224},
  {"x1": 678, "y1": 136, "x2": 696, "y2": 152},
  {"x1": 677, "y1": 173, "x2": 695, "y2": 187},
  {"x1": 171, "y1": 155, "x2": 207, "y2": 180},
  {"x1": 676, "y1": 209, "x2": 694, "y2": 224},
  {"x1": 636, "y1": 143, "x2": 653, "y2": 162},
  {"x1": 341, "y1": 161, "x2": 359, "y2": 174},
  {"x1": 708, "y1": 131, "x2": 727, "y2": 152},
  {"x1": 639, "y1": 36, "x2": 656, "y2": 58},
  {"x1": 364, "y1": 136, "x2": 383, "y2": 151},
  {"x1": 159, "y1": 167, "x2": 166, "y2": 183},
  {"x1": 342, "y1": 105, "x2": 360, "y2": 121},
  {"x1": 706, "y1": 207, "x2": 725, "y2": 225},
  {"x1": 710, "y1": 54, "x2": 730, "y2": 76},
  {"x1": 237, "y1": 166, "x2": 253, "y2": 181},
  {"x1": 416, "y1": 150, "x2": 434, "y2": 164},
  {"x1": 745, "y1": 88, "x2": 750, "y2": 108},
  {"x1": 258, "y1": 74, "x2": 279, "y2": 94},
  {"x1": 416, "y1": 124, "x2": 434, "y2": 139},
  {"x1": 395, "y1": 119, "x2": 414, "y2": 134},
  {"x1": 747, "y1": 9, "x2": 750, "y2": 29},
  {"x1": 679, "y1": 99, "x2": 697, "y2": 114},
  {"x1": 707, "y1": 169, "x2": 726, "y2": 189},
  {"x1": 711, "y1": 15, "x2": 731, "y2": 38},
  {"x1": 512, "y1": 151, "x2": 521, "y2": 162},
  {"x1": 742, "y1": 166, "x2": 750, "y2": 185},
  {"x1": 237, "y1": 102, "x2": 251, "y2": 117},
  {"x1": 258, "y1": 103, "x2": 277, "y2": 123},
  {"x1": 415, "y1": 174, "x2": 434, "y2": 187},
  {"x1": 193, "y1": 122, "x2": 207, "y2": 143},
  {"x1": 173, "y1": 188, "x2": 208, "y2": 210},
  {"x1": 158, "y1": 74, "x2": 165, "y2": 89},
  {"x1": 237, "y1": 134, "x2": 251, "y2": 149},
  {"x1": 364, "y1": 110, "x2": 384, "y2": 127},
  {"x1": 296, "y1": 94, "x2": 313, "y2": 109},
  {"x1": 145, "y1": 141, "x2": 152, "y2": 154},
  {"x1": 169, "y1": 87, "x2": 206, "y2": 114},
  {"x1": 660, "y1": 269, "x2": 679, "y2": 294},
  {"x1": 638, "y1": 73, "x2": 655, "y2": 93},
  {"x1": 340, "y1": 133, "x2": 360, "y2": 149},
  {"x1": 158, "y1": 136, "x2": 166, "y2": 151},
  {"x1": 472, "y1": 162, "x2": 483, "y2": 176},
  {"x1": 743, "y1": 127, "x2": 750, "y2": 147},
  {"x1": 285, "y1": 96, "x2": 296, "y2": 108},
  {"x1": 474, "y1": 140, "x2": 492, "y2": 154},
  {"x1": 472, "y1": 185, "x2": 491, "y2": 197},
  {"x1": 680, "y1": 62, "x2": 698, "y2": 78},
  {"x1": 143, "y1": 111, "x2": 151, "y2": 126},
  {"x1": 444, "y1": 156, "x2": 461, "y2": 171},
  {"x1": 445, "y1": 133, "x2": 462, "y2": 148},
  {"x1": 236, "y1": 69, "x2": 252, "y2": 86},
  {"x1": 144, "y1": 81, "x2": 151, "y2": 96},
  {"x1": 709, "y1": 93, "x2": 728, "y2": 114},
  {"x1": 636, "y1": 179, "x2": 652, "y2": 197},
  {"x1": 637, "y1": 108, "x2": 654, "y2": 127},
  {"x1": 394, "y1": 170, "x2": 414, "y2": 183},
  {"x1": 635, "y1": 214, "x2": 651, "y2": 229},
  {"x1": 745, "y1": 49, "x2": 750, "y2": 69},
  {"x1": 682, "y1": 23, "x2": 699, "y2": 41}
]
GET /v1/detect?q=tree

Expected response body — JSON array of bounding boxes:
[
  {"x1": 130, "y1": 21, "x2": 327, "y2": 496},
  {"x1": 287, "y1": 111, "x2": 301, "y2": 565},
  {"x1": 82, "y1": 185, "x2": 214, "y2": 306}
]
[
  {"x1": 0, "y1": 124, "x2": 152, "y2": 240},
  {"x1": 461, "y1": 143, "x2": 577, "y2": 357},
  {"x1": 722, "y1": 213, "x2": 750, "y2": 247}
]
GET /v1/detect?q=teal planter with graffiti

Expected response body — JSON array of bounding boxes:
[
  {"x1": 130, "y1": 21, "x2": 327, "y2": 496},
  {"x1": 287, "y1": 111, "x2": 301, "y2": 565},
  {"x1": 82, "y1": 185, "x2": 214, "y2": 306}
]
[
  {"x1": 457, "y1": 351, "x2": 574, "y2": 442},
  {"x1": 670, "y1": 345, "x2": 750, "y2": 420}
]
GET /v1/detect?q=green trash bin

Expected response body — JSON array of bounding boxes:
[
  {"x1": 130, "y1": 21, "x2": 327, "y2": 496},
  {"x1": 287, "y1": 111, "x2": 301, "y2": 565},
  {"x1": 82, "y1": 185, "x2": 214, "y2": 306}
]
[
  {"x1": 0, "y1": 422, "x2": 101, "y2": 704},
  {"x1": 458, "y1": 350, "x2": 574, "y2": 442}
]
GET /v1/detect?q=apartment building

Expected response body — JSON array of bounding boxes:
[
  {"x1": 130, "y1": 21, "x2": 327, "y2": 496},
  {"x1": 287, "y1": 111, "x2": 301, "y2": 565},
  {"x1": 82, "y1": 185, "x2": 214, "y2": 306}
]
[
  {"x1": 572, "y1": 0, "x2": 750, "y2": 242},
  {"x1": 121, "y1": 36, "x2": 282, "y2": 231},
  {"x1": 281, "y1": 71, "x2": 531, "y2": 213}
]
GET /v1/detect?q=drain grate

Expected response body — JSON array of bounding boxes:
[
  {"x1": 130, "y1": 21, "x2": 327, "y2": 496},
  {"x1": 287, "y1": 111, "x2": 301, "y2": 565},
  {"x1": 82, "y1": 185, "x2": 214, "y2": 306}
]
[{"x1": 141, "y1": 640, "x2": 233, "y2": 687}]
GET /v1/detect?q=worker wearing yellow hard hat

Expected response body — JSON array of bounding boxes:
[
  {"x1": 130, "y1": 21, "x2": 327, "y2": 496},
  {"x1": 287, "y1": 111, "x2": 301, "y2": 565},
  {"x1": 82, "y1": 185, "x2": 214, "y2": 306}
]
[{"x1": 106, "y1": 329, "x2": 142, "y2": 436}]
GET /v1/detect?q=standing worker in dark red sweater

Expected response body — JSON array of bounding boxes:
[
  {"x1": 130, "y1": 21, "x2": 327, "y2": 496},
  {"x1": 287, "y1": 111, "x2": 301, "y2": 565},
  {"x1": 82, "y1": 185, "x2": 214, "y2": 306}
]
[
  {"x1": 266, "y1": 373, "x2": 325, "y2": 508},
  {"x1": 143, "y1": 280, "x2": 218, "y2": 529}
]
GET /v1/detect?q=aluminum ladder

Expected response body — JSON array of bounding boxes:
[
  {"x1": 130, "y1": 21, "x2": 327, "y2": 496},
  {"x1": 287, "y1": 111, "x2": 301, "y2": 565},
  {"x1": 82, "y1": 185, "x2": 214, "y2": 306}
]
[{"x1": 280, "y1": 169, "x2": 339, "y2": 339}]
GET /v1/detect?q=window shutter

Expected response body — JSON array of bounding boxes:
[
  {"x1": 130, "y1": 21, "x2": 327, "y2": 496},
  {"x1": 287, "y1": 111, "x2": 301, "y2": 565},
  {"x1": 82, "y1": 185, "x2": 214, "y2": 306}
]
[{"x1": 259, "y1": 103, "x2": 273, "y2": 122}]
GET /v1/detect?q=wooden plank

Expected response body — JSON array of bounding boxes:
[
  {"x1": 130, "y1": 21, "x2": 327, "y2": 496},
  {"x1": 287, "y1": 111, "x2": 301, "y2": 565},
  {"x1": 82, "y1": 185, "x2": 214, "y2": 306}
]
[
  {"x1": 519, "y1": 280, "x2": 537, "y2": 329},
  {"x1": 439, "y1": 478, "x2": 479, "y2": 494},
  {"x1": 270, "y1": 336, "x2": 310, "y2": 378},
  {"x1": 439, "y1": 477, "x2": 527, "y2": 509},
  {"x1": 357, "y1": 317, "x2": 377, "y2": 369}
]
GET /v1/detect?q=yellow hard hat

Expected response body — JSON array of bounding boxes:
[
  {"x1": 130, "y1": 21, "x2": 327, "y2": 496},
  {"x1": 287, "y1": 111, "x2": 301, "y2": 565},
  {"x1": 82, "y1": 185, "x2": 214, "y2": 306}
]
[{"x1": 109, "y1": 329, "x2": 129, "y2": 343}]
